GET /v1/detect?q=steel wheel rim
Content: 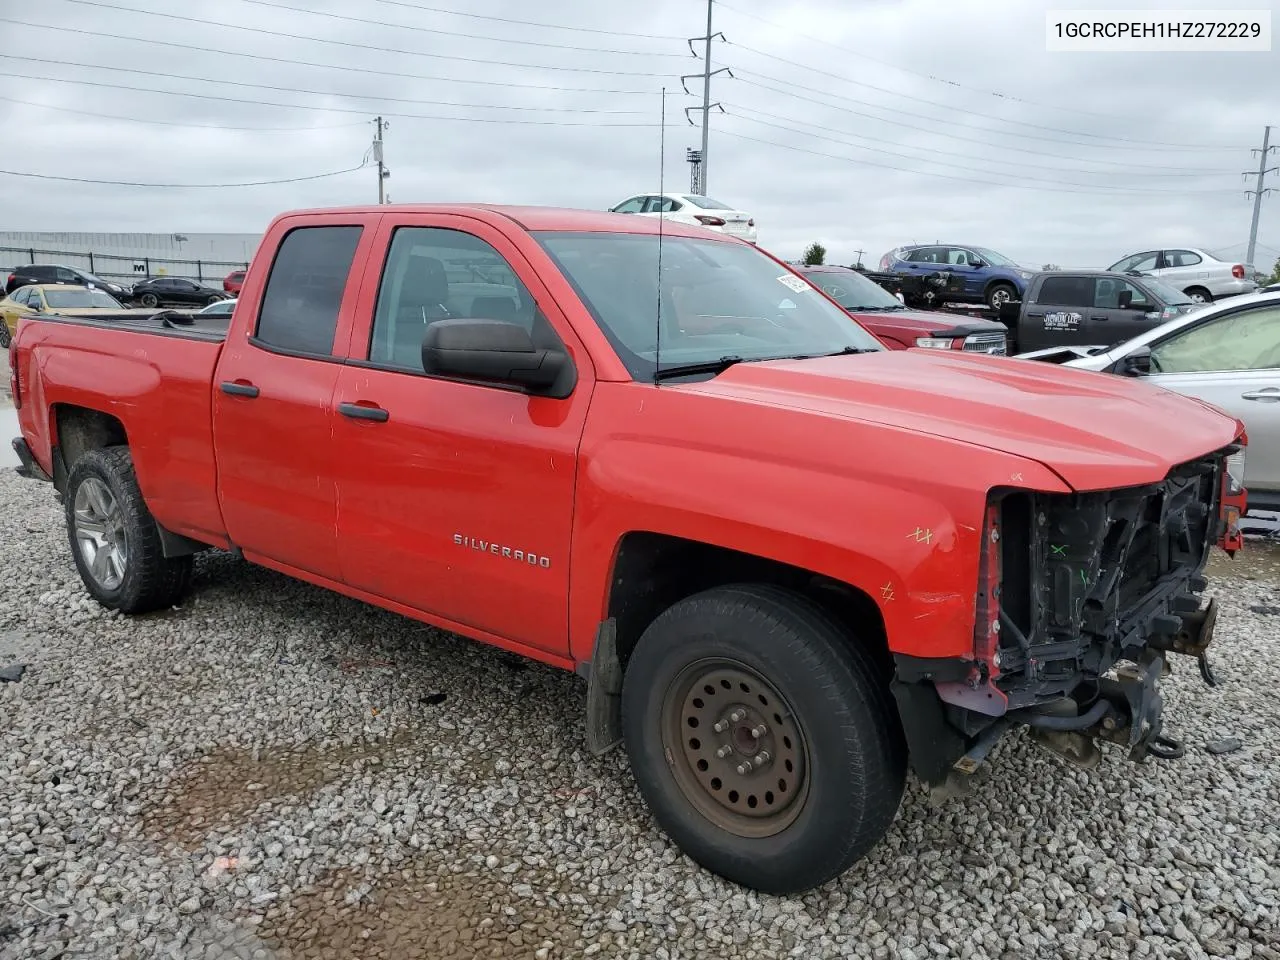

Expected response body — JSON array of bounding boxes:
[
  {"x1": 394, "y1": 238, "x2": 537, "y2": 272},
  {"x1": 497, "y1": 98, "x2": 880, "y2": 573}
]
[
  {"x1": 661, "y1": 658, "x2": 811, "y2": 838},
  {"x1": 73, "y1": 477, "x2": 128, "y2": 590}
]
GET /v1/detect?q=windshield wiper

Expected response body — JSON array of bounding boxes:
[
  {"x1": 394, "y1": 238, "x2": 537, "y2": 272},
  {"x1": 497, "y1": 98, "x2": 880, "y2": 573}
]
[
  {"x1": 652, "y1": 355, "x2": 746, "y2": 382},
  {"x1": 849, "y1": 305, "x2": 906, "y2": 313}
]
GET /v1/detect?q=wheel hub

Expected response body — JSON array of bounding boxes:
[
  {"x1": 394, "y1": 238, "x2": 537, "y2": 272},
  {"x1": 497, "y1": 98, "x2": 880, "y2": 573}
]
[
  {"x1": 73, "y1": 476, "x2": 128, "y2": 591},
  {"x1": 664, "y1": 661, "x2": 809, "y2": 837}
]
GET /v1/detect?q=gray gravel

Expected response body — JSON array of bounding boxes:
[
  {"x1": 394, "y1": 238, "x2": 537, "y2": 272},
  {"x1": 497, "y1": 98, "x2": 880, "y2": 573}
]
[{"x1": 1, "y1": 466, "x2": 1279, "y2": 960}]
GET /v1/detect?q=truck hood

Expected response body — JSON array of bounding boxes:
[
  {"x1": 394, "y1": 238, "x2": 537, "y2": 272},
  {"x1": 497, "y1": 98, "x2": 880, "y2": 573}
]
[
  {"x1": 683, "y1": 349, "x2": 1239, "y2": 491},
  {"x1": 845, "y1": 307, "x2": 1005, "y2": 335}
]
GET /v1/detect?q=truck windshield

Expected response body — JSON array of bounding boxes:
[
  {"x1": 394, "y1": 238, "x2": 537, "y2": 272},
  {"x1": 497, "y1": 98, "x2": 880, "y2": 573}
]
[
  {"x1": 535, "y1": 232, "x2": 883, "y2": 380},
  {"x1": 804, "y1": 270, "x2": 905, "y2": 311},
  {"x1": 44, "y1": 288, "x2": 121, "y2": 309}
]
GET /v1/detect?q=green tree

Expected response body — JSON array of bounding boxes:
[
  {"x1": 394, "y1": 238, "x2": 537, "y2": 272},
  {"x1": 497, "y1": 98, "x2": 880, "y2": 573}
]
[
  {"x1": 802, "y1": 242, "x2": 827, "y2": 266},
  {"x1": 1267, "y1": 256, "x2": 1280, "y2": 285}
]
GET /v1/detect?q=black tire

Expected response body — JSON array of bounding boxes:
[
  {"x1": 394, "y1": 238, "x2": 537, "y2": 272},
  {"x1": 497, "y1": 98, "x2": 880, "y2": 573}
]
[
  {"x1": 65, "y1": 446, "x2": 193, "y2": 614},
  {"x1": 0, "y1": 323, "x2": 10, "y2": 349},
  {"x1": 1185, "y1": 286, "x2": 1212, "y2": 304},
  {"x1": 205, "y1": 294, "x2": 221, "y2": 306},
  {"x1": 139, "y1": 292, "x2": 159, "y2": 308},
  {"x1": 621, "y1": 584, "x2": 906, "y2": 893},
  {"x1": 985, "y1": 282, "x2": 1017, "y2": 310}
]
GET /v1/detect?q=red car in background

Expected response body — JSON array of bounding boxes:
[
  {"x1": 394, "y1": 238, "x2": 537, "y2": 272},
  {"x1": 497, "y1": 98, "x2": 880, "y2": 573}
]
[
  {"x1": 222, "y1": 269, "x2": 247, "y2": 295},
  {"x1": 794, "y1": 264, "x2": 1009, "y2": 355}
]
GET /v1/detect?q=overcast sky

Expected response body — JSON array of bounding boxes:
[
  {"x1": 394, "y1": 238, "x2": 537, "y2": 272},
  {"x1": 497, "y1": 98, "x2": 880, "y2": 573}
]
[{"x1": 0, "y1": 0, "x2": 1276, "y2": 270}]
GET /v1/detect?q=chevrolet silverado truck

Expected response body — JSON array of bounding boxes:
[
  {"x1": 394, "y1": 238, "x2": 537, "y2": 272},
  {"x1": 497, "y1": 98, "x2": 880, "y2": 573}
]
[{"x1": 8, "y1": 205, "x2": 1248, "y2": 894}]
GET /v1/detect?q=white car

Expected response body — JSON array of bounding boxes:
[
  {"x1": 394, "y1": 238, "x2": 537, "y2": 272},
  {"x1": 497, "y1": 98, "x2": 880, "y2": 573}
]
[
  {"x1": 197, "y1": 297, "x2": 236, "y2": 318},
  {"x1": 608, "y1": 193, "x2": 757, "y2": 243},
  {"x1": 1029, "y1": 291, "x2": 1280, "y2": 510},
  {"x1": 1106, "y1": 247, "x2": 1257, "y2": 303}
]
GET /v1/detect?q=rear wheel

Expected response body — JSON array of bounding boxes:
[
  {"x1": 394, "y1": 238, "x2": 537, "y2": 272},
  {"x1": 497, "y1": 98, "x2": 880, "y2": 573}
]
[
  {"x1": 621, "y1": 584, "x2": 906, "y2": 893},
  {"x1": 65, "y1": 447, "x2": 192, "y2": 614},
  {"x1": 205, "y1": 294, "x2": 221, "y2": 306},
  {"x1": 139, "y1": 292, "x2": 159, "y2": 308},
  {"x1": 1185, "y1": 286, "x2": 1212, "y2": 304}
]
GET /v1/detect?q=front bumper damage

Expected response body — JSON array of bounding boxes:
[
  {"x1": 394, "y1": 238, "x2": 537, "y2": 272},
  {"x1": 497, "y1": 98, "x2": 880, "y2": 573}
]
[{"x1": 892, "y1": 442, "x2": 1241, "y2": 789}]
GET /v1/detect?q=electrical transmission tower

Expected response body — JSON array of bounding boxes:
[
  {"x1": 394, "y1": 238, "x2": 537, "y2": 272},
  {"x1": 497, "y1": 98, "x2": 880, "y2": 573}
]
[
  {"x1": 681, "y1": 0, "x2": 730, "y2": 196},
  {"x1": 1243, "y1": 125, "x2": 1276, "y2": 272}
]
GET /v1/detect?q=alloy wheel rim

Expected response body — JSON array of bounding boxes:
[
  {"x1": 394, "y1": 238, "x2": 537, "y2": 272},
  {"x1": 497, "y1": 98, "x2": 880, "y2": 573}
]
[
  {"x1": 661, "y1": 658, "x2": 811, "y2": 838},
  {"x1": 73, "y1": 477, "x2": 128, "y2": 590}
]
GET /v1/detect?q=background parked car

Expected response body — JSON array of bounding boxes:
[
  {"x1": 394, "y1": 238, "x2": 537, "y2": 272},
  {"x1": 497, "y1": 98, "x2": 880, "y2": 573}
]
[
  {"x1": 1009, "y1": 269, "x2": 1201, "y2": 354},
  {"x1": 5, "y1": 263, "x2": 131, "y2": 300},
  {"x1": 130, "y1": 277, "x2": 227, "y2": 308},
  {"x1": 608, "y1": 192, "x2": 757, "y2": 243},
  {"x1": 196, "y1": 297, "x2": 236, "y2": 318},
  {"x1": 223, "y1": 269, "x2": 246, "y2": 295},
  {"x1": 877, "y1": 244, "x2": 1034, "y2": 309},
  {"x1": 1029, "y1": 291, "x2": 1278, "y2": 510},
  {"x1": 1106, "y1": 248, "x2": 1257, "y2": 303},
  {"x1": 1, "y1": 284, "x2": 139, "y2": 338},
  {"x1": 793, "y1": 265, "x2": 1008, "y2": 354}
]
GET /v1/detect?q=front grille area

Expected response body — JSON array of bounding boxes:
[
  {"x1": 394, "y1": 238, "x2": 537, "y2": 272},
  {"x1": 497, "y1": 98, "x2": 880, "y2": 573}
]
[
  {"x1": 962, "y1": 332, "x2": 1008, "y2": 355},
  {"x1": 992, "y1": 449, "x2": 1226, "y2": 707}
]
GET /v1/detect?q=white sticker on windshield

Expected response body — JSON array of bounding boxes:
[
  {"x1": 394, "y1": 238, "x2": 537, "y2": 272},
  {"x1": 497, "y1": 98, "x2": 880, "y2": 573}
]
[{"x1": 777, "y1": 274, "x2": 810, "y2": 293}]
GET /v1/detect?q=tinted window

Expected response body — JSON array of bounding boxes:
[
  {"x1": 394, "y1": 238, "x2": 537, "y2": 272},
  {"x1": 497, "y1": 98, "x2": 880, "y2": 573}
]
[
  {"x1": 535, "y1": 231, "x2": 882, "y2": 380},
  {"x1": 1165, "y1": 250, "x2": 1203, "y2": 267},
  {"x1": 1094, "y1": 278, "x2": 1149, "y2": 309},
  {"x1": 256, "y1": 225, "x2": 362, "y2": 356},
  {"x1": 1037, "y1": 276, "x2": 1095, "y2": 307},
  {"x1": 28, "y1": 267, "x2": 55, "y2": 280},
  {"x1": 1151, "y1": 305, "x2": 1280, "y2": 373},
  {"x1": 369, "y1": 226, "x2": 551, "y2": 372},
  {"x1": 907, "y1": 247, "x2": 942, "y2": 263}
]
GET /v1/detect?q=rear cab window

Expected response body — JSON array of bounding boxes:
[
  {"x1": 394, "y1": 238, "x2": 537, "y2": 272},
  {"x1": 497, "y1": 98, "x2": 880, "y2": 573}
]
[{"x1": 253, "y1": 225, "x2": 363, "y2": 356}]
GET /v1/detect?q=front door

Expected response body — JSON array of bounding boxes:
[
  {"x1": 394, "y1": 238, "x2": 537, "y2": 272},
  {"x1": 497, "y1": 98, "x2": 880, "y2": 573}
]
[
  {"x1": 330, "y1": 215, "x2": 595, "y2": 655},
  {"x1": 213, "y1": 219, "x2": 376, "y2": 579},
  {"x1": 1145, "y1": 301, "x2": 1280, "y2": 495}
]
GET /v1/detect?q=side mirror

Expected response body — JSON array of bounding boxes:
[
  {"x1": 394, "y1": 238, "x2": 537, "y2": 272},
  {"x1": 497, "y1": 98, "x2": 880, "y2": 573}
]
[
  {"x1": 1114, "y1": 345, "x2": 1152, "y2": 377},
  {"x1": 967, "y1": 258, "x2": 986, "y2": 268},
  {"x1": 1117, "y1": 290, "x2": 1133, "y2": 309},
  {"x1": 421, "y1": 319, "x2": 572, "y2": 397}
]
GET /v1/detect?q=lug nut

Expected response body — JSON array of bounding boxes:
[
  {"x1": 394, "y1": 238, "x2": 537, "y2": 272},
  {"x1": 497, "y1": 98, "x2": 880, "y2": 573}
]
[
  {"x1": 752, "y1": 751, "x2": 771, "y2": 766},
  {"x1": 750, "y1": 724, "x2": 767, "y2": 739},
  {"x1": 736, "y1": 761, "x2": 753, "y2": 775},
  {"x1": 728, "y1": 709, "x2": 745, "y2": 723},
  {"x1": 716, "y1": 744, "x2": 733, "y2": 758},
  {"x1": 713, "y1": 720, "x2": 728, "y2": 733}
]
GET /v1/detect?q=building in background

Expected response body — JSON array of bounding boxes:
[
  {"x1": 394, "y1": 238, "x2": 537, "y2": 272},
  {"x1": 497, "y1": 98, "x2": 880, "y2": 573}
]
[{"x1": 0, "y1": 231, "x2": 263, "y2": 285}]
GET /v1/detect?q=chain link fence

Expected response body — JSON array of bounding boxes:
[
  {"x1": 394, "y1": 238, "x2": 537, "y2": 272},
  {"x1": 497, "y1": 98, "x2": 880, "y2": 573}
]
[{"x1": 0, "y1": 245, "x2": 250, "y2": 285}]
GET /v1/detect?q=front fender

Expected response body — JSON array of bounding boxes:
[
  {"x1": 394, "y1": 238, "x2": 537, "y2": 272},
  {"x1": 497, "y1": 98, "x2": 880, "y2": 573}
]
[{"x1": 567, "y1": 382, "x2": 1070, "y2": 664}]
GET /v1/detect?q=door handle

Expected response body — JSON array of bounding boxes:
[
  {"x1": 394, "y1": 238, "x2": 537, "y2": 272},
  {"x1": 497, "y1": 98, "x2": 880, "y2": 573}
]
[
  {"x1": 338, "y1": 401, "x2": 390, "y2": 422},
  {"x1": 1090, "y1": 316, "x2": 1109, "y2": 322},
  {"x1": 1241, "y1": 389, "x2": 1280, "y2": 402},
  {"x1": 219, "y1": 380, "x2": 259, "y2": 398}
]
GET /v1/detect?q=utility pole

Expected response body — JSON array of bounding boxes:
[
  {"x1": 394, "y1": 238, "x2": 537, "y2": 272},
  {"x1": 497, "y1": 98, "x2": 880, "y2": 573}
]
[
  {"x1": 682, "y1": 0, "x2": 729, "y2": 196},
  {"x1": 1244, "y1": 124, "x2": 1276, "y2": 273},
  {"x1": 373, "y1": 116, "x2": 391, "y2": 204}
]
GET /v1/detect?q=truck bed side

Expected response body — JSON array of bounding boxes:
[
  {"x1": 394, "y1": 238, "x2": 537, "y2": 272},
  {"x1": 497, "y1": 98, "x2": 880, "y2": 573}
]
[{"x1": 14, "y1": 313, "x2": 231, "y2": 547}]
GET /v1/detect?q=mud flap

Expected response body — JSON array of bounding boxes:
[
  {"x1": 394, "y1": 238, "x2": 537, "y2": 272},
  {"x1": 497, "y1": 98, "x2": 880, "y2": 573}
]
[{"x1": 584, "y1": 618, "x2": 623, "y2": 757}]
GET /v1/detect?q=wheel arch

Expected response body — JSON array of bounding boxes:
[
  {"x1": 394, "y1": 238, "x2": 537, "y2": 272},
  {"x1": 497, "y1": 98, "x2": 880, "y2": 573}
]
[{"x1": 51, "y1": 403, "x2": 129, "y2": 491}]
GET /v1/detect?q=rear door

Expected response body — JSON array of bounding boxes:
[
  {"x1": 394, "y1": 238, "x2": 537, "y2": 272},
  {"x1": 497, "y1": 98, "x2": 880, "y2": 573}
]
[
  {"x1": 1092, "y1": 276, "x2": 1160, "y2": 342},
  {"x1": 1022, "y1": 274, "x2": 1096, "y2": 350},
  {"x1": 329, "y1": 215, "x2": 594, "y2": 655},
  {"x1": 1144, "y1": 301, "x2": 1280, "y2": 495},
  {"x1": 212, "y1": 216, "x2": 380, "y2": 580}
]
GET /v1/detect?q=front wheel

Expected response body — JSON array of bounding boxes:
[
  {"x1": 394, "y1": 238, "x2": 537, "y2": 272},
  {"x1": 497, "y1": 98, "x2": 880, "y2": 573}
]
[
  {"x1": 1185, "y1": 287, "x2": 1212, "y2": 304},
  {"x1": 986, "y1": 282, "x2": 1017, "y2": 309},
  {"x1": 65, "y1": 447, "x2": 193, "y2": 613},
  {"x1": 138, "y1": 292, "x2": 159, "y2": 308},
  {"x1": 205, "y1": 295, "x2": 222, "y2": 306},
  {"x1": 621, "y1": 584, "x2": 906, "y2": 893}
]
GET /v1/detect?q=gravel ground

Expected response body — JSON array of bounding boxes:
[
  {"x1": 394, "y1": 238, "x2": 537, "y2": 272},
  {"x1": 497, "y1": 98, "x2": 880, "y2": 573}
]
[{"x1": 1, "y1": 467, "x2": 1279, "y2": 960}]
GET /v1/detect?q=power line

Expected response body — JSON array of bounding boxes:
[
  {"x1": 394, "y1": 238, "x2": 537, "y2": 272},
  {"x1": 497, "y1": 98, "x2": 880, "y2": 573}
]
[
  {"x1": 0, "y1": 69, "x2": 678, "y2": 127},
  {"x1": 363, "y1": 0, "x2": 683, "y2": 39},
  {"x1": 714, "y1": 128, "x2": 1237, "y2": 197},
  {"x1": 725, "y1": 44, "x2": 1250, "y2": 151},
  {"x1": 49, "y1": 0, "x2": 675, "y2": 77},
  {"x1": 0, "y1": 18, "x2": 661, "y2": 96},
  {"x1": 713, "y1": 0, "x2": 1182, "y2": 123},
  {"x1": 228, "y1": 0, "x2": 688, "y2": 59},
  {"x1": 2, "y1": 56, "x2": 652, "y2": 115},
  {"x1": 0, "y1": 165, "x2": 368, "y2": 188},
  {"x1": 0, "y1": 94, "x2": 368, "y2": 132},
  {"x1": 724, "y1": 103, "x2": 1235, "y2": 178},
  {"x1": 731, "y1": 72, "x2": 1244, "y2": 153}
]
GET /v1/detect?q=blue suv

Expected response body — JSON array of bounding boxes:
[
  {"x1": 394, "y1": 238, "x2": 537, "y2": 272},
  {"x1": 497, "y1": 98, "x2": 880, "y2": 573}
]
[{"x1": 878, "y1": 244, "x2": 1034, "y2": 309}]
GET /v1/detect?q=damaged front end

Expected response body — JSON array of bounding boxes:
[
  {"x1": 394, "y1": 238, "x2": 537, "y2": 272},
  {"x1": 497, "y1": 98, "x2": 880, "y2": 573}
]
[{"x1": 893, "y1": 439, "x2": 1247, "y2": 790}]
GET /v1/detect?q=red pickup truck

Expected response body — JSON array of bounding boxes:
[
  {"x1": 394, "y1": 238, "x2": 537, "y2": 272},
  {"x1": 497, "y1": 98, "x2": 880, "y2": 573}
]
[{"x1": 8, "y1": 205, "x2": 1247, "y2": 894}]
